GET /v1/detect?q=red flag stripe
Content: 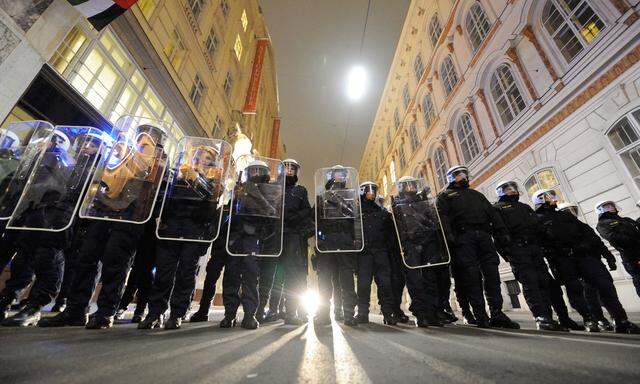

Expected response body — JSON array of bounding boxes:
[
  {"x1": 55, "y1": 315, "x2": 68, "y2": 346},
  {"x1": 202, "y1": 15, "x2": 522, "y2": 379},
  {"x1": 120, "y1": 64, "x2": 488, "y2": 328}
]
[{"x1": 114, "y1": 0, "x2": 138, "y2": 9}]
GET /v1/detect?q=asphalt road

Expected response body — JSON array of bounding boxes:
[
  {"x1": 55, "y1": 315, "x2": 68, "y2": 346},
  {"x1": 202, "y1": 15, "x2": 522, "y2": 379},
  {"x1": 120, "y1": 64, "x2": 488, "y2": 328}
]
[{"x1": 1, "y1": 311, "x2": 639, "y2": 384}]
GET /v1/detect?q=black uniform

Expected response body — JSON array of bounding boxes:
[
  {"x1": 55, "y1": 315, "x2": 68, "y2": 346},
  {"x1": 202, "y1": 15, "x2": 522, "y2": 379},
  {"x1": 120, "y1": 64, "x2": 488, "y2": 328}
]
[
  {"x1": 536, "y1": 203, "x2": 630, "y2": 325},
  {"x1": 357, "y1": 196, "x2": 394, "y2": 318},
  {"x1": 436, "y1": 182, "x2": 510, "y2": 324},
  {"x1": 493, "y1": 195, "x2": 554, "y2": 320},
  {"x1": 597, "y1": 211, "x2": 640, "y2": 298}
]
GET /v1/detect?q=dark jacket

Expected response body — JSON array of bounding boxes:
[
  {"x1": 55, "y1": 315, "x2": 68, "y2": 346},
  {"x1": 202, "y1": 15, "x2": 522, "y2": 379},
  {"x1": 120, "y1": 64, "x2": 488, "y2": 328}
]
[
  {"x1": 535, "y1": 203, "x2": 594, "y2": 258},
  {"x1": 597, "y1": 212, "x2": 640, "y2": 263},
  {"x1": 493, "y1": 195, "x2": 544, "y2": 245},
  {"x1": 284, "y1": 183, "x2": 312, "y2": 235},
  {"x1": 360, "y1": 196, "x2": 394, "y2": 251}
]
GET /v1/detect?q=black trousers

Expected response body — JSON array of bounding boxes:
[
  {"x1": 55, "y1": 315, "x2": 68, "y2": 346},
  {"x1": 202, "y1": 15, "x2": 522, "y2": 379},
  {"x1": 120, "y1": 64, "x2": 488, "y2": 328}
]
[
  {"x1": 267, "y1": 263, "x2": 285, "y2": 312},
  {"x1": 547, "y1": 273, "x2": 571, "y2": 321},
  {"x1": 258, "y1": 258, "x2": 278, "y2": 310},
  {"x1": 331, "y1": 262, "x2": 343, "y2": 314},
  {"x1": 509, "y1": 244, "x2": 553, "y2": 319},
  {"x1": 622, "y1": 259, "x2": 640, "y2": 299},
  {"x1": 317, "y1": 252, "x2": 357, "y2": 317},
  {"x1": 66, "y1": 221, "x2": 142, "y2": 317},
  {"x1": 387, "y1": 248, "x2": 406, "y2": 313},
  {"x1": 2, "y1": 246, "x2": 64, "y2": 307},
  {"x1": 433, "y1": 264, "x2": 453, "y2": 313},
  {"x1": 280, "y1": 233, "x2": 307, "y2": 315},
  {"x1": 197, "y1": 244, "x2": 227, "y2": 311},
  {"x1": 357, "y1": 248, "x2": 393, "y2": 315},
  {"x1": 0, "y1": 228, "x2": 16, "y2": 272},
  {"x1": 452, "y1": 230, "x2": 503, "y2": 319},
  {"x1": 147, "y1": 241, "x2": 206, "y2": 318},
  {"x1": 583, "y1": 283, "x2": 607, "y2": 321},
  {"x1": 576, "y1": 257, "x2": 627, "y2": 322},
  {"x1": 222, "y1": 255, "x2": 259, "y2": 317}
]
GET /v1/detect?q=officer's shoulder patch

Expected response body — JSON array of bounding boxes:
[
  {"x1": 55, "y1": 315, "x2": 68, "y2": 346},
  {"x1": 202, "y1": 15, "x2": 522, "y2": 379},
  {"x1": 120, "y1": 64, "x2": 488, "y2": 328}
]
[
  {"x1": 610, "y1": 221, "x2": 619, "y2": 226},
  {"x1": 447, "y1": 192, "x2": 458, "y2": 197}
]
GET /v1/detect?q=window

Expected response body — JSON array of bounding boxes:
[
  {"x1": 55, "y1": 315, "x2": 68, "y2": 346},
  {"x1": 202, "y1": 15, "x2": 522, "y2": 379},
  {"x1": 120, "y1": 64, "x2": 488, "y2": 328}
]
[
  {"x1": 137, "y1": 0, "x2": 158, "y2": 20},
  {"x1": 607, "y1": 110, "x2": 640, "y2": 189},
  {"x1": 394, "y1": 108, "x2": 401, "y2": 130},
  {"x1": 456, "y1": 114, "x2": 481, "y2": 163},
  {"x1": 433, "y1": 147, "x2": 448, "y2": 189},
  {"x1": 50, "y1": 26, "x2": 88, "y2": 74},
  {"x1": 525, "y1": 168, "x2": 565, "y2": 202},
  {"x1": 422, "y1": 93, "x2": 436, "y2": 128},
  {"x1": 206, "y1": 29, "x2": 219, "y2": 57},
  {"x1": 241, "y1": 9, "x2": 248, "y2": 31},
  {"x1": 465, "y1": 2, "x2": 492, "y2": 52},
  {"x1": 440, "y1": 56, "x2": 458, "y2": 96},
  {"x1": 542, "y1": 0, "x2": 605, "y2": 63},
  {"x1": 397, "y1": 144, "x2": 406, "y2": 169},
  {"x1": 409, "y1": 121, "x2": 419, "y2": 151},
  {"x1": 224, "y1": 71, "x2": 234, "y2": 97},
  {"x1": 428, "y1": 14, "x2": 443, "y2": 46},
  {"x1": 389, "y1": 160, "x2": 397, "y2": 183},
  {"x1": 70, "y1": 47, "x2": 122, "y2": 113},
  {"x1": 213, "y1": 115, "x2": 225, "y2": 137},
  {"x1": 402, "y1": 85, "x2": 411, "y2": 110},
  {"x1": 234, "y1": 34, "x2": 243, "y2": 60},
  {"x1": 220, "y1": 0, "x2": 230, "y2": 17},
  {"x1": 164, "y1": 29, "x2": 186, "y2": 70},
  {"x1": 413, "y1": 55, "x2": 425, "y2": 81},
  {"x1": 188, "y1": 0, "x2": 203, "y2": 20},
  {"x1": 189, "y1": 74, "x2": 204, "y2": 107},
  {"x1": 490, "y1": 64, "x2": 527, "y2": 126}
]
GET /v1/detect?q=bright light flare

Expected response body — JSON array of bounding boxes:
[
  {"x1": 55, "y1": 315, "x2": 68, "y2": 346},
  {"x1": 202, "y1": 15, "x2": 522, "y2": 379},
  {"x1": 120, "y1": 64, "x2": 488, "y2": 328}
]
[
  {"x1": 346, "y1": 66, "x2": 367, "y2": 101},
  {"x1": 301, "y1": 289, "x2": 320, "y2": 316}
]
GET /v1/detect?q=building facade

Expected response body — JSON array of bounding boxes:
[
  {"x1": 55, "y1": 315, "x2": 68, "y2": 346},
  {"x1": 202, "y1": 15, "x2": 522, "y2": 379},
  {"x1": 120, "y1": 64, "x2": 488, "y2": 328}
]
[
  {"x1": 0, "y1": 0, "x2": 284, "y2": 302},
  {"x1": 359, "y1": 0, "x2": 640, "y2": 311}
]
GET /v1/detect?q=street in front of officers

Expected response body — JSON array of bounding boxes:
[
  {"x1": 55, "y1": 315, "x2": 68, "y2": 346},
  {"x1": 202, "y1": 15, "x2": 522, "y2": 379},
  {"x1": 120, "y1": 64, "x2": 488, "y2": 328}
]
[{"x1": 2, "y1": 0, "x2": 640, "y2": 383}]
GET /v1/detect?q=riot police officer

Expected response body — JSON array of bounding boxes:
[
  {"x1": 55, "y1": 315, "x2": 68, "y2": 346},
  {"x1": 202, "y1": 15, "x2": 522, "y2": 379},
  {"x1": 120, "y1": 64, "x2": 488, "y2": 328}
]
[
  {"x1": 596, "y1": 200, "x2": 640, "y2": 300},
  {"x1": 356, "y1": 181, "x2": 396, "y2": 325},
  {"x1": 492, "y1": 181, "x2": 565, "y2": 331},
  {"x1": 436, "y1": 165, "x2": 518, "y2": 329},
  {"x1": 533, "y1": 189, "x2": 640, "y2": 334}
]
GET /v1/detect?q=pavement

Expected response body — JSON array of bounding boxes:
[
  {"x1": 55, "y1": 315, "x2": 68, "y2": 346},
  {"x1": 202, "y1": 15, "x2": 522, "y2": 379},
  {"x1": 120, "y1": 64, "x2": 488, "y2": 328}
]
[{"x1": 1, "y1": 309, "x2": 640, "y2": 384}]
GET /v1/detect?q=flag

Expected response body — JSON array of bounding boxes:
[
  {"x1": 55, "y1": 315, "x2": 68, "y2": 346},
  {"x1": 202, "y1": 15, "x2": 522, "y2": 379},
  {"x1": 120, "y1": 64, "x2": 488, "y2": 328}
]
[{"x1": 67, "y1": 0, "x2": 138, "y2": 31}]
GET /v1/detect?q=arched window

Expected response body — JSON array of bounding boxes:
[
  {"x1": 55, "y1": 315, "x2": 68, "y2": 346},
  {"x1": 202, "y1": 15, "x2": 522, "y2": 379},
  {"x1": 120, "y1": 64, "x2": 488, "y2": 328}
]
[
  {"x1": 607, "y1": 109, "x2": 640, "y2": 188},
  {"x1": 541, "y1": 0, "x2": 605, "y2": 63},
  {"x1": 409, "y1": 121, "x2": 420, "y2": 151},
  {"x1": 456, "y1": 113, "x2": 481, "y2": 163},
  {"x1": 397, "y1": 143, "x2": 406, "y2": 170},
  {"x1": 382, "y1": 174, "x2": 389, "y2": 196},
  {"x1": 422, "y1": 93, "x2": 436, "y2": 128},
  {"x1": 394, "y1": 108, "x2": 401, "y2": 129},
  {"x1": 525, "y1": 168, "x2": 566, "y2": 202},
  {"x1": 465, "y1": 2, "x2": 491, "y2": 52},
  {"x1": 433, "y1": 147, "x2": 448, "y2": 189},
  {"x1": 389, "y1": 160, "x2": 397, "y2": 183},
  {"x1": 428, "y1": 14, "x2": 443, "y2": 46},
  {"x1": 490, "y1": 64, "x2": 526, "y2": 126},
  {"x1": 402, "y1": 84, "x2": 411, "y2": 109},
  {"x1": 413, "y1": 55, "x2": 425, "y2": 81},
  {"x1": 440, "y1": 56, "x2": 458, "y2": 97}
]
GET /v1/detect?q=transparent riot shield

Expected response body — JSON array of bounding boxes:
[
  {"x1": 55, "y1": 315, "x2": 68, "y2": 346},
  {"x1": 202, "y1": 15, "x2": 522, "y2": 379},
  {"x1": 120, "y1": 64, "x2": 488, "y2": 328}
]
[
  {"x1": 156, "y1": 137, "x2": 234, "y2": 243},
  {"x1": 226, "y1": 155, "x2": 284, "y2": 257},
  {"x1": 6, "y1": 126, "x2": 107, "y2": 232},
  {"x1": 0, "y1": 121, "x2": 54, "y2": 220},
  {"x1": 390, "y1": 190, "x2": 451, "y2": 269},
  {"x1": 314, "y1": 166, "x2": 364, "y2": 253},
  {"x1": 79, "y1": 116, "x2": 175, "y2": 224}
]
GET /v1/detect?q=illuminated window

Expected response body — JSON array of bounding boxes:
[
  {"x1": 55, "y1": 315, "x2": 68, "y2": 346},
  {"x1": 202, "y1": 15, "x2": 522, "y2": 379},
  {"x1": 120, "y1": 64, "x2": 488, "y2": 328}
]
[
  {"x1": 433, "y1": 147, "x2": 448, "y2": 189},
  {"x1": 428, "y1": 14, "x2": 442, "y2": 46},
  {"x1": 465, "y1": 2, "x2": 491, "y2": 52},
  {"x1": 189, "y1": 74, "x2": 204, "y2": 107},
  {"x1": 382, "y1": 174, "x2": 389, "y2": 195},
  {"x1": 394, "y1": 108, "x2": 401, "y2": 129},
  {"x1": 234, "y1": 34, "x2": 243, "y2": 60},
  {"x1": 137, "y1": 0, "x2": 158, "y2": 20},
  {"x1": 164, "y1": 29, "x2": 186, "y2": 70},
  {"x1": 188, "y1": 0, "x2": 204, "y2": 20},
  {"x1": 413, "y1": 55, "x2": 425, "y2": 81},
  {"x1": 440, "y1": 56, "x2": 458, "y2": 96},
  {"x1": 220, "y1": 0, "x2": 230, "y2": 17},
  {"x1": 397, "y1": 143, "x2": 406, "y2": 169},
  {"x1": 70, "y1": 47, "x2": 121, "y2": 112},
  {"x1": 607, "y1": 110, "x2": 640, "y2": 189},
  {"x1": 224, "y1": 71, "x2": 234, "y2": 97},
  {"x1": 456, "y1": 113, "x2": 480, "y2": 163},
  {"x1": 100, "y1": 31, "x2": 132, "y2": 73},
  {"x1": 241, "y1": 9, "x2": 248, "y2": 31},
  {"x1": 389, "y1": 160, "x2": 397, "y2": 183},
  {"x1": 422, "y1": 93, "x2": 436, "y2": 129},
  {"x1": 50, "y1": 27, "x2": 88, "y2": 74},
  {"x1": 542, "y1": 0, "x2": 605, "y2": 63},
  {"x1": 490, "y1": 64, "x2": 526, "y2": 126},
  {"x1": 402, "y1": 85, "x2": 410, "y2": 110},
  {"x1": 409, "y1": 121, "x2": 419, "y2": 151},
  {"x1": 525, "y1": 168, "x2": 565, "y2": 202},
  {"x1": 206, "y1": 29, "x2": 219, "y2": 57}
]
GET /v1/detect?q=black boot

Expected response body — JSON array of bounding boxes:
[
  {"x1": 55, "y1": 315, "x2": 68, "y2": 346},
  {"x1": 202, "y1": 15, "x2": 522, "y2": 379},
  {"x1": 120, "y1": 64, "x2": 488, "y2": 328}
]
[
  {"x1": 394, "y1": 310, "x2": 409, "y2": 324},
  {"x1": 114, "y1": 308, "x2": 126, "y2": 320},
  {"x1": 138, "y1": 313, "x2": 164, "y2": 329},
  {"x1": 220, "y1": 315, "x2": 237, "y2": 328},
  {"x1": 416, "y1": 315, "x2": 430, "y2": 328},
  {"x1": 475, "y1": 316, "x2": 491, "y2": 328},
  {"x1": 355, "y1": 313, "x2": 369, "y2": 324},
  {"x1": 558, "y1": 316, "x2": 584, "y2": 331},
  {"x1": 535, "y1": 317, "x2": 568, "y2": 332},
  {"x1": 38, "y1": 310, "x2": 87, "y2": 327},
  {"x1": 584, "y1": 319, "x2": 600, "y2": 333},
  {"x1": 597, "y1": 318, "x2": 614, "y2": 331},
  {"x1": 614, "y1": 319, "x2": 640, "y2": 334},
  {"x1": 164, "y1": 316, "x2": 182, "y2": 330},
  {"x1": 86, "y1": 314, "x2": 114, "y2": 329},
  {"x1": 437, "y1": 309, "x2": 458, "y2": 324},
  {"x1": 190, "y1": 307, "x2": 210, "y2": 322},
  {"x1": 263, "y1": 309, "x2": 280, "y2": 323},
  {"x1": 383, "y1": 312, "x2": 398, "y2": 326},
  {"x1": 425, "y1": 312, "x2": 444, "y2": 327},
  {"x1": 255, "y1": 306, "x2": 266, "y2": 322},
  {"x1": 343, "y1": 315, "x2": 358, "y2": 327},
  {"x1": 0, "y1": 293, "x2": 14, "y2": 322},
  {"x1": 131, "y1": 305, "x2": 146, "y2": 323},
  {"x1": 51, "y1": 298, "x2": 67, "y2": 313},
  {"x1": 489, "y1": 312, "x2": 520, "y2": 329},
  {"x1": 241, "y1": 315, "x2": 259, "y2": 330},
  {"x1": 462, "y1": 309, "x2": 477, "y2": 325},
  {"x1": 2, "y1": 304, "x2": 42, "y2": 327}
]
